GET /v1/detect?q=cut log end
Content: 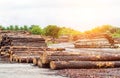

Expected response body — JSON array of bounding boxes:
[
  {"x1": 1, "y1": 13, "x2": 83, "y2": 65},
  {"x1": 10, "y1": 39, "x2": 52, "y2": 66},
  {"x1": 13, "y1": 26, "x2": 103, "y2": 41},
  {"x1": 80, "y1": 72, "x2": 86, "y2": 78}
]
[
  {"x1": 42, "y1": 56, "x2": 48, "y2": 64},
  {"x1": 38, "y1": 59, "x2": 50, "y2": 68},
  {"x1": 50, "y1": 61, "x2": 56, "y2": 70},
  {"x1": 9, "y1": 55, "x2": 13, "y2": 62},
  {"x1": 33, "y1": 58, "x2": 37, "y2": 65},
  {"x1": 38, "y1": 59, "x2": 43, "y2": 68}
]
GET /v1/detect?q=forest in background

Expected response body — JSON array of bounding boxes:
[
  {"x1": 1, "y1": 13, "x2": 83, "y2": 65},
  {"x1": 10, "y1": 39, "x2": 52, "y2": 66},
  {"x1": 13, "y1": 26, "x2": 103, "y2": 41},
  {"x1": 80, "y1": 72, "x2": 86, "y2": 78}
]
[{"x1": 0, "y1": 25, "x2": 120, "y2": 38}]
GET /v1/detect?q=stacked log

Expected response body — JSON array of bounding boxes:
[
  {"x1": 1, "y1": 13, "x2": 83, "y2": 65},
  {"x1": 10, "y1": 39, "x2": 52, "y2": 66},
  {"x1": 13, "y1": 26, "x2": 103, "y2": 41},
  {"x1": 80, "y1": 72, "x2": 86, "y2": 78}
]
[
  {"x1": 0, "y1": 34, "x2": 47, "y2": 59},
  {"x1": 37, "y1": 59, "x2": 49, "y2": 68},
  {"x1": 35, "y1": 50, "x2": 65, "y2": 66},
  {"x1": 9, "y1": 46, "x2": 65, "y2": 63},
  {"x1": 114, "y1": 38, "x2": 120, "y2": 44},
  {"x1": 9, "y1": 46, "x2": 42, "y2": 63},
  {"x1": 42, "y1": 51, "x2": 120, "y2": 64},
  {"x1": 36, "y1": 50, "x2": 120, "y2": 69},
  {"x1": 73, "y1": 33, "x2": 118, "y2": 48},
  {"x1": 50, "y1": 61, "x2": 120, "y2": 69},
  {"x1": 0, "y1": 33, "x2": 67, "y2": 64},
  {"x1": 0, "y1": 34, "x2": 47, "y2": 47},
  {"x1": 74, "y1": 38, "x2": 116, "y2": 48},
  {"x1": 33, "y1": 57, "x2": 40, "y2": 65}
]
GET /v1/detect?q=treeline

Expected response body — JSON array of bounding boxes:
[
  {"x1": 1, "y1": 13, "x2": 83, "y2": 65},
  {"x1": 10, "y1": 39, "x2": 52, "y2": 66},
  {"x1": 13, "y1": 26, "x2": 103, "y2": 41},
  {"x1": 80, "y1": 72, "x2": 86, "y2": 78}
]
[
  {"x1": 84, "y1": 25, "x2": 120, "y2": 38},
  {"x1": 0, "y1": 25, "x2": 81, "y2": 38},
  {"x1": 0, "y1": 24, "x2": 120, "y2": 38}
]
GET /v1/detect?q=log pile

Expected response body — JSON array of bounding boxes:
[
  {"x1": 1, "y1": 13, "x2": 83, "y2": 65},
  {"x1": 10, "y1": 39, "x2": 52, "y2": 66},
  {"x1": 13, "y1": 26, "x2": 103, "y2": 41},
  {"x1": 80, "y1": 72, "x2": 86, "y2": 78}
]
[
  {"x1": 74, "y1": 38, "x2": 116, "y2": 48},
  {"x1": 0, "y1": 34, "x2": 47, "y2": 47},
  {"x1": 34, "y1": 49, "x2": 120, "y2": 69},
  {"x1": 114, "y1": 38, "x2": 120, "y2": 48},
  {"x1": 1, "y1": 32, "x2": 120, "y2": 71},
  {"x1": 73, "y1": 34, "x2": 118, "y2": 48},
  {"x1": 50, "y1": 61, "x2": 120, "y2": 69},
  {"x1": 0, "y1": 34, "x2": 47, "y2": 62},
  {"x1": 9, "y1": 46, "x2": 65, "y2": 63}
]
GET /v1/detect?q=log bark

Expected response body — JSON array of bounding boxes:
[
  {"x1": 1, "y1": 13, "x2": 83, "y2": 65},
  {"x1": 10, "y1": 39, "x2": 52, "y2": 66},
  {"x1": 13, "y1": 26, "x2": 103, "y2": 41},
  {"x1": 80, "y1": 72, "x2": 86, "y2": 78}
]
[
  {"x1": 42, "y1": 54, "x2": 120, "y2": 64},
  {"x1": 43, "y1": 51, "x2": 88, "y2": 56},
  {"x1": 42, "y1": 51, "x2": 120, "y2": 57},
  {"x1": 10, "y1": 47, "x2": 65, "y2": 53},
  {"x1": 50, "y1": 61, "x2": 120, "y2": 69}
]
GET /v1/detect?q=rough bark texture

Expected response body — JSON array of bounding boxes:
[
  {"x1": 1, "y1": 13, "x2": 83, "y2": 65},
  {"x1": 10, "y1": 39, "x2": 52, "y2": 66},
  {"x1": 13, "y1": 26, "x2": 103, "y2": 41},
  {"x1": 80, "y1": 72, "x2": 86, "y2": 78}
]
[
  {"x1": 50, "y1": 61, "x2": 120, "y2": 69},
  {"x1": 42, "y1": 51, "x2": 120, "y2": 64}
]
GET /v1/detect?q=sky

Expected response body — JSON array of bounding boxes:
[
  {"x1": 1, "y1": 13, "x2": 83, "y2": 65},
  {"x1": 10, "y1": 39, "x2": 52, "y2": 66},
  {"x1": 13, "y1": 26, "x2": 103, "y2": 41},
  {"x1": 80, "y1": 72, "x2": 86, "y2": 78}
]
[{"x1": 0, "y1": 0, "x2": 120, "y2": 31}]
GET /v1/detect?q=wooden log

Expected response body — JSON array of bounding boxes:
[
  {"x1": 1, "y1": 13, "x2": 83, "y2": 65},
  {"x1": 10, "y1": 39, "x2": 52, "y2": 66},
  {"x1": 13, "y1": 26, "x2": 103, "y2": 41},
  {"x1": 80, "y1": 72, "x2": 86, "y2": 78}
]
[
  {"x1": 33, "y1": 57, "x2": 40, "y2": 65},
  {"x1": 19, "y1": 56, "x2": 40, "y2": 63},
  {"x1": 11, "y1": 42, "x2": 47, "y2": 47},
  {"x1": 42, "y1": 54, "x2": 120, "y2": 64},
  {"x1": 43, "y1": 51, "x2": 87, "y2": 56},
  {"x1": 12, "y1": 55, "x2": 18, "y2": 62},
  {"x1": 11, "y1": 46, "x2": 65, "y2": 51},
  {"x1": 27, "y1": 57, "x2": 33, "y2": 63},
  {"x1": 45, "y1": 48, "x2": 65, "y2": 51},
  {"x1": 11, "y1": 46, "x2": 45, "y2": 51},
  {"x1": 43, "y1": 50, "x2": 120, "y2": 57},
  {"x1": 37, "y1": 59, "x2": 49, "y2": 68},
  {"x1": 10, "y1": 51, "x2": 43, "y2": 55},
  {"x1": 28, "y1": 56, "x2": 39, "y2": 63},
  {"x1": 9, "y1": 55, "x2": 13, "y2": 62},
  {"x1": 15, "y1": 57, "x2": 19, "y2": 62},
  {"x1": 10, "y1": 51, "x2": 29, "y2": 54},
  {"x1": 50, "y1": 61, "x2": 120, "y2": 69},
  {"x1": 18, "y1": 57, "x2": 28, "y2": 63}
]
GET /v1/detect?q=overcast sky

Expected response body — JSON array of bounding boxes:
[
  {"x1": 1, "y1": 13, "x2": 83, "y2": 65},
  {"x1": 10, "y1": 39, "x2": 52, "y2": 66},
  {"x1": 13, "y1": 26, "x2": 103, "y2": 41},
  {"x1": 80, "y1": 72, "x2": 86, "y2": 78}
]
[{"x1": 0, "y1": 0, "x2": 120, "y2": 31}]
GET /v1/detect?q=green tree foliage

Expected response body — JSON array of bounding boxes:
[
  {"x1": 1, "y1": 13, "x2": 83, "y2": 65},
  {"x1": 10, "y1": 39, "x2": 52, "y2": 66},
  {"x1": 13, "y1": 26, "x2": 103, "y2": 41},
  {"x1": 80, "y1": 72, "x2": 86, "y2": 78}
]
[
  {"x1": 30, "y1": 25, "x2": 42, "y2": 35},
  {"x1": 23, "y1": 25, "x2": 28, "y2": 30},
  {"x1": 89, "y1": 25, "x2": 112, "y2": 33},
  {"x1": 110, "y1": 27, "x2": 120, "y2": 38},
  {"x1": 29, "y1": 25, "x2": 34, "y2": 29},
  {"x1": 14, "y1": 25, "x2": 19, "y2": 31},
  {"x1": 9, "y1": 25, "x2": 14, "y2": 30},
  {"x1": 59, "y1": 27, "x2": 81, "y2": 36},
  {"x1": 0, "y1": 25, "x2": 5, "y2": 30},
  {"x1": 44, "y1": 25, "x2": 61, "y2": 38},
  {"x1": 6, "y1": 27, "x2": 10, "y2": 30},
  {"x1": 20, "y1": 27, "x2": 24, "y2": 30}
]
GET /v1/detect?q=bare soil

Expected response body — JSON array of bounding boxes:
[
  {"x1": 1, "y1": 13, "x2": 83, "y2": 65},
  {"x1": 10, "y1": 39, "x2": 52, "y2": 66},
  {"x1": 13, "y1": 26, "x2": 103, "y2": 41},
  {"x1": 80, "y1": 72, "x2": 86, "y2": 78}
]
[{"x1": 57, "y1": 68, "x2": 120, "y2": 78}]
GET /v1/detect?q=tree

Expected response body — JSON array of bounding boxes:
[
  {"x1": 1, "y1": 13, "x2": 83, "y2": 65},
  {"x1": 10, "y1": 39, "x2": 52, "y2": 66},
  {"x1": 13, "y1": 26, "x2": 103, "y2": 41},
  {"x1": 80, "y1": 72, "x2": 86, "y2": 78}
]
[
  {"x1": 23, "y1": 25, "x2": 28, "y2": 31},
  {"x1": 20, "y1": 27, "x2": 24, "y2": 30},
  {"x1": 29, "y1": 25, "x2": 34, "y2": 29},
  {"x1": 59, "y1": 27, "x2": 81, "y2": 36},
  {"x1": 9, "y1": 25, "x2": 14, "y2": 30},
  {"x1": 90, "y1": 25, "x2": 112, "y2": 33},
  {"x1": 14, "y1": 25, "x2": 19, "y2": 31},
  {"x1": 6, "y1": 27, "x2": 10, "y2": 30},
  {"x1": 30, "y1": 25, "x2": 42, "y2": 35},
  {"x1": 0, "y1": 25, "x2": 4, "y2": 30},
  {"x1": 44, "y1": 25, "x2": 61, "y2": 38},
  {"x1": 111, "y1": 27, "x2": 120, "y2": 38}
]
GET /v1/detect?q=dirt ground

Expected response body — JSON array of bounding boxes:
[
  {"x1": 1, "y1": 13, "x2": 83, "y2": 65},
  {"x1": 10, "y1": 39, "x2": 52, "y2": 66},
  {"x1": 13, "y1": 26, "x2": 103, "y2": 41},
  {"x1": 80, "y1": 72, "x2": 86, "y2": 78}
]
[{"x1": 57, "y1": 68, "x2": 120, "y2": 78}]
